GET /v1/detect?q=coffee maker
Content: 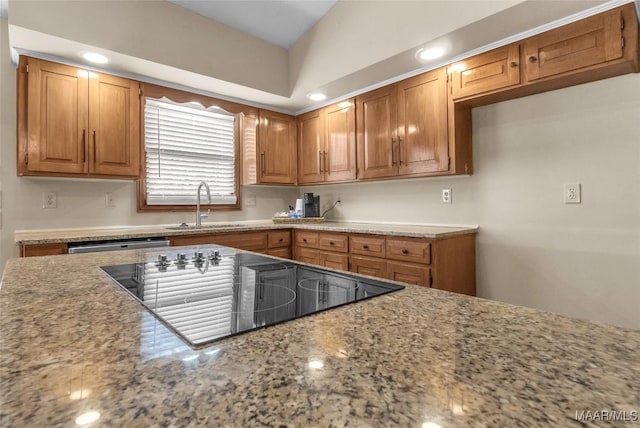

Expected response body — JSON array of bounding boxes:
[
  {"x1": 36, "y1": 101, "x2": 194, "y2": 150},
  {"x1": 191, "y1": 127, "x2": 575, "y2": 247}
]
[{"x1": 303, "y1": 193, "x2": 320, "y2": 218}]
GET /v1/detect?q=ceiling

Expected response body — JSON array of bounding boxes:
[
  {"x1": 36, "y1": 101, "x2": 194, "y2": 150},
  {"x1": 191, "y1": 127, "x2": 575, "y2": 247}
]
[
  {"x1": 7, "y1": 0, "x2": 620, "y2": 113},
  {"x1": 167, "y1": 0, "x2": 337, "y2": 48}
]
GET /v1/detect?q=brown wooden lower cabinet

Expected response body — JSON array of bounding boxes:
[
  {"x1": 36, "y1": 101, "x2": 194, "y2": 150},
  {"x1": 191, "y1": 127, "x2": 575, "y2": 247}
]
[
  {"x1": 386, "y1": 260, "x2": 430, "y2": 287},
  {"x1": 169, "y1": 231, "x2": 268, "y2": 252},
  {"x1": 350, "y1": 254, "x2": 387, "y2": 278},
  {"x1": 20, "y1": 243, "x2": 68, "y2": 257},
  {"x1": 295, "y1": 246, "x2": 320, "y2": 265},
  {"x1": 266, "y1": 247, "x2": 291, "y2": 259},
  {"x1": 319, "y1": 251, "x2": 349, "y2": 271}
]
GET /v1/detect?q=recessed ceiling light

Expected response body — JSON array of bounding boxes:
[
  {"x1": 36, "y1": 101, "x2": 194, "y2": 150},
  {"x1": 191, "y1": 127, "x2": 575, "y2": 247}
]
[
  {"x1": 418, "y1": 47, "x2": 445, "y2": 61},
  {"x1": 82, "y1": 52, "x2": 109, "y2": 64},
  {"x1": 308, "y1": 93, "x2": 327, "y2": 101}
]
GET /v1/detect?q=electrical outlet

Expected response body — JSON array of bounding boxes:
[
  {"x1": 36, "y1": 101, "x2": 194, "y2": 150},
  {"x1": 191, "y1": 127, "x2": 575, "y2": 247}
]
[
  {"x1": 105, "y1": 192, "x2": 115, "y2": 207},
  {"x1": 43, "y1": 191, "x2": 57, "y2": 209},
  {"x1": 442, "y1": 189, "x2": 452, "y2": 204},
  {"x1": 564, "y1": 183, "x2": 581, "y2": 204}
]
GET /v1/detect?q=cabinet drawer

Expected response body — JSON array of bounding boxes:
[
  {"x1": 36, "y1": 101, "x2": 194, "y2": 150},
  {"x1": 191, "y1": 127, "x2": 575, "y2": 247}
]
[
  {"x1": 349, "y1": 254, "x2": 386, "y2": 279},
  {"x1": 387, "y1": 261, "x2": 430, "y2": 287},
  {"x1": 295, "y1": 230, "x2": 319, "y2": 248},
  {"x1": 350, "y1": 234, "x2": 386, "y2": 257},
  {"x1": 295, "y1": 247, "x2": 320, "y2": 265},
  {"x1": 318, "y1": 233, "x2": 348, "y2": 253},
  {"x1": 268, "y1": 230, "x2": 291, "y2": 248},
  {"x1": 319, "y1": 251, "x2": 349, "y2": 271},
  {"x1": 386, "y1": 238, "x2": 431, "y2": 264},
  {"x1": 267, "y1": 247, "x2": 291, "y2": 259}
]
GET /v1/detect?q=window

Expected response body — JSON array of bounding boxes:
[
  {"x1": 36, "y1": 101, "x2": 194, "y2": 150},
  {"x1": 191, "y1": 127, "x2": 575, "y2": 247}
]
[{"x1": 138, "y1": 84, "x2": 248, "y2": 212}]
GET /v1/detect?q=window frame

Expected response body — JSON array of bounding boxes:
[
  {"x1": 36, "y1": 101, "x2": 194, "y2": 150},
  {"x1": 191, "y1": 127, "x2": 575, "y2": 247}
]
[{"x1": 137, "y1": 83, "x2": 255, "y2": 213}]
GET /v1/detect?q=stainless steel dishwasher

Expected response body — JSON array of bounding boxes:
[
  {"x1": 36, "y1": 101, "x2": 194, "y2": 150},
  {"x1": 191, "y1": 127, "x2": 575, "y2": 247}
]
[{"x1": 67, "y1": 237, "x2": 170, "y2": 254}]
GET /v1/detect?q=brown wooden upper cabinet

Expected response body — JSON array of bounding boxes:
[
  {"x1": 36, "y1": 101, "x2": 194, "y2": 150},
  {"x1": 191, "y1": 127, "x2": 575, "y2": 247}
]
[
  {"x1": 298, "y1": 100, "x2": 356, "y2": 184},
  {"x1": 449, "y1": 4, "x2": 638, "y2": 103},
  {"x1": 450, "y1": 44, "x2": 521, "y2": 100},
  {"x1": 258, "y1": 110, "x2": 297, "y2": 184},
  {"x1": 396, "y1": 69, "x2": 449, "y2": 175},
  {"x1": 356, "y1": 68, "x2": 449, "y2": 179},
  {"x1": 523, "y1": 6, "x2": 628, "y2": 83},
  {"x1": 18, "y1": 56, "x2": 140, "y2": 178}
]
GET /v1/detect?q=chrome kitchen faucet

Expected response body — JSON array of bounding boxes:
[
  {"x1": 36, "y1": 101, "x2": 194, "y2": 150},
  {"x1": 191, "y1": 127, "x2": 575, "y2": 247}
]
[{"x1": 196, "y1": 181, "x2": 212, "y2": 227}]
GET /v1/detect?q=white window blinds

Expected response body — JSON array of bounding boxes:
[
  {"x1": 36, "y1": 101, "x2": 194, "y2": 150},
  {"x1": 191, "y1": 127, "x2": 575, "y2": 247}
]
[{"x1": 144, "y1": 97, "x2": 237, "y2": 205}]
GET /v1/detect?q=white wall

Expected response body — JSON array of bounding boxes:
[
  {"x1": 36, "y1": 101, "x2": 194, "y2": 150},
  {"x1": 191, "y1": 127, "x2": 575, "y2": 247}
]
[
  {"x1": 302, "y1": 73, "x2": 640, "y2": 329},
  {"x1": 8, "y1": 0, "x2": 289, "y2": 96}
]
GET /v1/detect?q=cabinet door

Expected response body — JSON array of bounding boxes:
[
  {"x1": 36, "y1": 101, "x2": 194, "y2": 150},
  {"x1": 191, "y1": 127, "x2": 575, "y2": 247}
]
[
  {"x1": 523, "y1": 7, "x2": 624, "y2": 83},
  {"x1": 89, "y1": 73, "x2": 140, "y2": 176},
  {"x1": 258, "y1": 110, "x2": 297, "y2": 184},
  {"x1": 297, "y1": 110, "x2": 324, "y2": 184},
  {"x1": 295, "y1": 247, "x2": 320, "y2": 266},
  {"x1": 349, "y1": 255, "x2": 386, "y2": 279},
  {"x1": 450, "y1": 44, "x2": 521, "y2": 99},
  {"x1": 356, "y1": 84, "x2": 398, "y2": 179},
  {"x1": 387, "y1": 261, "x2": 430, "y2": 287},
  {"x1": 397, "y1": 69, "x2": 449, "y2": 175},
  {"x1": 26, "y1": 58, "x2": 88, "y2": 174},
  {"x1": 170, "y1": 232, "x2": 267, "y2": 252},
  {"x1": 318, "y1": 251, "x2": 349, "y2": 271},
  {"x1": 324, "y1": 100, "x2": 356, "y2": 182},
  {"x1": 266, "y1": 247, "x2": 291, "y2": 259},
  {"x1": 20, "y1": 243, "x2": 68, "y2": 257}
]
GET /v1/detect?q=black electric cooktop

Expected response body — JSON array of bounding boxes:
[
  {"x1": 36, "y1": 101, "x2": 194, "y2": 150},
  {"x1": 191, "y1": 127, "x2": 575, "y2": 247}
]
[{"x1": 100, "y1": 246, "x2": 404, "y2": 348}]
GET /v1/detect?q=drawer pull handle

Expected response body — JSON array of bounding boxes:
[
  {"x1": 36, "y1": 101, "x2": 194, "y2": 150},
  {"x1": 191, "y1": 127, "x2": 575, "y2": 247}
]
[
  {"x1": 402, "y1": 249, "x2": 409, "y2": 254},
  {"x1": 528, "y1": 56, "x2": 537, "y2": 63},
  {"x1": 509, "y1": 61, "x2": 518, "y2": 68},
  {"x1": 329, "y1": 241, "x2": 334, "y2": 245},
  {"x1": 363, "y1": 245, "x2": 369, "y2": 249},
  {"x1": 279, "y1": 238, "x2": 283, "y2": 242},
  {"x1": 303, "y1": 239, "x2": 307, "y2": 242}
]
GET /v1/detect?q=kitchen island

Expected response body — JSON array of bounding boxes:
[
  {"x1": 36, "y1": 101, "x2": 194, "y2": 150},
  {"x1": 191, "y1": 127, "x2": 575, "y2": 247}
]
[{"x1": 1, "y1": 248, "x2": 638, "y2": 427}]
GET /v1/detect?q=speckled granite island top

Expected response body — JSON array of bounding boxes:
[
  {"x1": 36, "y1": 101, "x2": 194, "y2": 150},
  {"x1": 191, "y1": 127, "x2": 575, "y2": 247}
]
[
  {"x1": 14, "y1": 221, "x2": 478, "y2": 245},
  {"x1": 1, "y1": 249, "x2": 638, "y2": 427}
]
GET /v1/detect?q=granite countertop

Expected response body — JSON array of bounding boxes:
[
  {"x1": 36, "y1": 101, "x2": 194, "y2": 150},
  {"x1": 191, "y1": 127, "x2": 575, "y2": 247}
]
[
  {"x1": 1, "y1": 248, "x2": 638, "y2": 427},
  {"x1": 14, "y1": 221, "x2": 479, "y2": 245}
]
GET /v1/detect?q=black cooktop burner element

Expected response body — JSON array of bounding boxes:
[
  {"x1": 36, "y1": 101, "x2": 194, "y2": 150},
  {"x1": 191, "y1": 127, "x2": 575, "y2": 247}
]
[{"x1": 100, "y1": 246, "x2": 404, "y2": 348}]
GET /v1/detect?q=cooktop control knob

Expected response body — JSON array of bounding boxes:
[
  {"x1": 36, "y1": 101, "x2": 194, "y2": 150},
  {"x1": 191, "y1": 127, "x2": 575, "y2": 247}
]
[
  {"x1": 209, "y1": 250, "x2": 221, "y2": 262},
  {"x1": 158, "y1": 254, "x2": 168, "y2": 263},
  {"x1": 177, "y1": 253, "x2": 187, "y2": 261},
  {"x1": 194, "y1": 251, "x2": 204, "y2": 260}
]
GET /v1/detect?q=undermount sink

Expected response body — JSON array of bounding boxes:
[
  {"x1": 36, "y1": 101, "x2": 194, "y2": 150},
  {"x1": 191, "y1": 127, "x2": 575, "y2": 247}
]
[{"x1": 165, "y1": 223, "x2": 244, "y2": 230}]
